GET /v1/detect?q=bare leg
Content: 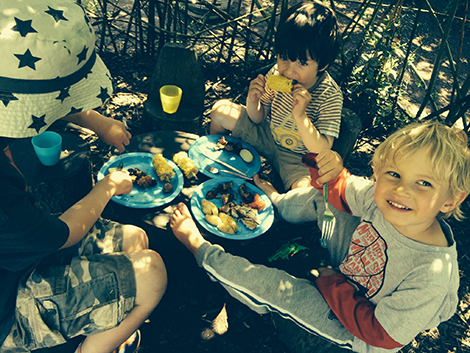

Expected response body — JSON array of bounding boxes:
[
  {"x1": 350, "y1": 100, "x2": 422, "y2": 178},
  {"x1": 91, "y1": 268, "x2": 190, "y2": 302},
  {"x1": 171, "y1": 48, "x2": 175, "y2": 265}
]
[
  {"x1": 79, "y1": 250, "x2": 167, "y2": 353},
  {"x1": 121, "y1": 224, "x2": 149, "y2": 252},
  {"x1": 170, "y1": 203, "x2": 206, "y2": 257},
  {"x1": 209, "y1": 99, "x2": 241, "y2": 135},
  {"x1": 253, "y1": 174, "x2": 282, "y2": 207},
  {"x1": 290, "y1": 176, "x2": 312, "y2": 190}
]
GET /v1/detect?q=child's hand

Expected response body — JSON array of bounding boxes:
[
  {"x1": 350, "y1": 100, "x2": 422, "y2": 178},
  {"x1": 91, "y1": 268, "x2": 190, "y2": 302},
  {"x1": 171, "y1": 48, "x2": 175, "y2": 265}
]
[
  {"x1": 318, "y1": 266, "x2": 338, "y2": 277},
  {"x1": 316, "y1": 150, "x2": 343, "y2": 186},
  {"x1": 247, "y1": 74, "x2": 266, "y2": 104},
  {"x1": 104, "y1": 171, "x2": 133, "y2": 196},
  {"x1": 303, "y1": 150, "x2": 343, "y2": 186},
  {"x1": 291, "y1": 84, "x2": 311, "y2": 117}
]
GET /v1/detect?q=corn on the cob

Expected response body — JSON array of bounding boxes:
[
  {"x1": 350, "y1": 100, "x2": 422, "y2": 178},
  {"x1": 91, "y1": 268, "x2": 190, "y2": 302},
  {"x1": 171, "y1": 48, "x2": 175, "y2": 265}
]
[
  {"x1": 266, "y1": 75, "x2": 294, "y2": 92},
  {"x1": 173, "y1": 151, "x2": 198, "y2": 179},
  {"x1": 152, "y1": 153, "x2": 175, "y2": 182}
]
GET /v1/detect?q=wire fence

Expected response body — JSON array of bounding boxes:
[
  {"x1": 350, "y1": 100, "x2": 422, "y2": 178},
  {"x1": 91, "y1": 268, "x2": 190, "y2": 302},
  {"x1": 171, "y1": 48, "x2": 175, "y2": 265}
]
[{"x1": 81, "y1": 0, "x2": 470, "y2": 138}]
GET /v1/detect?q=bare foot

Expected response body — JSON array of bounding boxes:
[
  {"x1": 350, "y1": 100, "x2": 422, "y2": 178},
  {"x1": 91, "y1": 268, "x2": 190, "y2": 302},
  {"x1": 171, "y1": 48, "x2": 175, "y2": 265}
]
[
  {"x1": 253, "y1": 174, "x2": 281, "y2": 207},
  {"x1": 170, "y1": 203, "x2": 206, "y2": 257}
]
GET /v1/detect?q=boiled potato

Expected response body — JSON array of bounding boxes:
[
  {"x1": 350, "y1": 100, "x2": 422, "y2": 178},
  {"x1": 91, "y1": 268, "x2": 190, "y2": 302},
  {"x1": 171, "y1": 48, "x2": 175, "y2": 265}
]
[
  {"x1": 217, "y1": 223, "x2": 235, "y2": 235},
  {"x1": 201, "y1": 199, "x2": 218, "y2": 216},
  {"x1": 219, "y1": 212, "x2": 238, "y2": 233},
  {"x1": 205, "y1": 215, "x2": 222, "y2": 227}
]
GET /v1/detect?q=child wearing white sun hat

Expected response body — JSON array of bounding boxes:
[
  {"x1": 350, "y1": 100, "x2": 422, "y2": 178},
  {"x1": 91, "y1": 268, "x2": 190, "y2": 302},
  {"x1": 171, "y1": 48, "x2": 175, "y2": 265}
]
[
  {"x1": 0, "y1": 0, "x2": 130, "y2": 151},
  {"x1": 0, "y1": 1, "x2": 167, "y2": 353}
]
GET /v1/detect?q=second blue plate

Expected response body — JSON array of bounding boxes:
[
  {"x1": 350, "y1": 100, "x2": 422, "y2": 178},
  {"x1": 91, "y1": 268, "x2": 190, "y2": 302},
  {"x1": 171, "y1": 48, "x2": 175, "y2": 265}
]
[{"x1": 188, "y1": 135, "x2": 261, "y2": 179}]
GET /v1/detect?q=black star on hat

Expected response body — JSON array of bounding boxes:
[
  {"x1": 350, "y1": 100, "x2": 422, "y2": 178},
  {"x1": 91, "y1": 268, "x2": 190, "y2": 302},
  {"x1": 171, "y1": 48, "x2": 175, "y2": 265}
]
[
  {"x1": 77, "y1": 46, "x2": 88, "y2": 65},
  {"x1": 68, "y1": 107, "x2": 83, "y2": 116},
  {"x1": 12, "y1": 18, "x2": 38, "y2": 37},
  {"x1": 56, "y1": 87, "x2": 70, "y2": 102},
  {"x1": 14, "y1": 49, "x2": 41, "y2": 70},
  {"x1": 97, "y1": 87, "x2": 110, "y2": 103},
  {"x1": 28, "y1": 115, "x2": 47, "y2": 133},
  {"x1": 0, "y1": 92, "x2": 19, "y2": 107},
  {"x1": 45, "y1": 6, "x2": 68, "y2": 22}
]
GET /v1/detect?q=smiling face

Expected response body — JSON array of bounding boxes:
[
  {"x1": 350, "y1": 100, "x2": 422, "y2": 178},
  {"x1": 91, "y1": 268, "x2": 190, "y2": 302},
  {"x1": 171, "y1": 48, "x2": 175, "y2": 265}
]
[
  {"x1": 373, "y1": 148, "x2": 457, "y2": 239},
  {"x1": 276, "y1": 53, "x2": 322, "y2": 90}
]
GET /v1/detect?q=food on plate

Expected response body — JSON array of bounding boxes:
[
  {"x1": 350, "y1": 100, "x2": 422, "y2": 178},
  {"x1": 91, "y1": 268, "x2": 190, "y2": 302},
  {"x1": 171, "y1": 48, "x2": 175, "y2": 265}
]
[
  {"x1": 205, "y1": 189, "x2": 219, "y2": 200},
  {"x1": 219, "y1": 202, "x2": 260, "y2": 230},
  {"x1": 238, "y1": 182, "x2": 255, "y2": 203},
  {"x1": 201, "y1": 200, "x2": 238, "y2": 235},
  {"x1": 239, "y1": 149, "x2": 253, "y2": 163},
  {"x1": 205, "y1": 214, "x2": 222, "y2": 227},
  {"x1": 127, "y1": 168, "x2": 157, "y2": 188},
  {"x1": 152, "y1": 153, "x2": 175, "y2": 182},
  {"x1": 205, "y1": 180, "x2": 235, "y2": 200},
  {"x1": 266, "y1": 75, "x2": 296, "y2": 92},
  {"x1": 162, "y1": 182, "x2": 173, "y2": 194},
  {"x1": 213, "y1": 136, "x2": 228, "y2": 150},
  {"x1": 219, "y1": 212, "x2": 238, "y2": 233},
  {"x1": 217, "y1": 222, "x2": 236, "y2": 235},
  {"x1": 240, "y1": 218, "x2": 258, "y2": 231},
  {"x1": 173, "y1": 151, "x2": 198, "y2": 179},
  {"x1": 201, "y1": 199, "x2": 218, "y2": 216},
  {"x1": 200, "y1": 181, "x2": 265, "y2": 234},
  {"x1": 247, "y1": 193, "x2": 266, "y2": 211},
  {"x1": 213, "y1": 136, "x2": 242, "y2": 153}
]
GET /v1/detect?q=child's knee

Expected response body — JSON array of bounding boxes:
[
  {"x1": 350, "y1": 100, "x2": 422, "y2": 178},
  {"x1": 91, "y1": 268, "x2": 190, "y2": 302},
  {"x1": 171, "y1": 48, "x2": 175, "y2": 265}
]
[
  {"x1": 210, "y1": 99, "x2": 240, "y2": 133},
  {"x1": 122, "y1": 225, "x2": 149, "y2": 252},
  {"x1": 132, "y1": 250, "x2": 167, "y2": 301}
]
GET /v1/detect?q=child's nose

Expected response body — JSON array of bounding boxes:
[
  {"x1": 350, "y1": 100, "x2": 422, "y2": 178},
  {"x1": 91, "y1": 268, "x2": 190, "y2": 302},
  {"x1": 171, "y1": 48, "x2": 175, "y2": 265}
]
[
  {"x1": 279, "y1": 61, "x2": 295, "y2": 78},
  {"x1": 394, "y1": 183, "x2": 411, "y2": 197}
]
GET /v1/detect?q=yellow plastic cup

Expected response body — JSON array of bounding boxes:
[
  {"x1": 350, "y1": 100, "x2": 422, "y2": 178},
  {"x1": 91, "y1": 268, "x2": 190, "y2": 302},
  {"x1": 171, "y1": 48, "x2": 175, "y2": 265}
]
[{"x1": 160, "y1": 85, "x2": 182, "y2": 114}]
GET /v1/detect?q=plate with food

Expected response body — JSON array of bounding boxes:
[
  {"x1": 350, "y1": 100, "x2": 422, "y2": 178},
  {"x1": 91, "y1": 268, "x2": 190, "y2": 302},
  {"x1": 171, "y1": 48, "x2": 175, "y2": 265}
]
[
  {"x1": 97, "y1": 152, "x2": 184, "y2": 208},
  {"x1": 190, "y1": 177, "x2": 274, "y2": 240},
  {"x1": 188, "y1": 135, "x2": 261, "y2": 179}
]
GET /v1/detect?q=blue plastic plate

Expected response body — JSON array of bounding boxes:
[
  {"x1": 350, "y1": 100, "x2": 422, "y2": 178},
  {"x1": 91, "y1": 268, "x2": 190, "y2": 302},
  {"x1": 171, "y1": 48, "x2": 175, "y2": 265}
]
[
  {"x1": 190, "y1": 177, "x2": 274, "y2": 240},
  {"x1": 97, "y1": 152, "x2": 184, "y2": 208},
  {"x1": 188, "y1": 135, "x2": 261, "y2": 179}
]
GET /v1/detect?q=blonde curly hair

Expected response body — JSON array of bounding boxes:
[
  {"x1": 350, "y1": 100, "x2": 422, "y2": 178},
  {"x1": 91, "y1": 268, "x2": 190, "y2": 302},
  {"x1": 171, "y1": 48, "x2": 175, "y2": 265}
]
[{"x1": 372, "y1": 121, "x2": 470, "y2": 220}]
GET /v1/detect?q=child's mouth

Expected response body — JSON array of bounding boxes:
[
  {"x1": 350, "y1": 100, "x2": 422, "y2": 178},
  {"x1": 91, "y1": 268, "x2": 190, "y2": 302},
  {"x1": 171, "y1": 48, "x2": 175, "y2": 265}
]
[{"x1": 388, "y1": 200, "x2": 411, "y2": 210}]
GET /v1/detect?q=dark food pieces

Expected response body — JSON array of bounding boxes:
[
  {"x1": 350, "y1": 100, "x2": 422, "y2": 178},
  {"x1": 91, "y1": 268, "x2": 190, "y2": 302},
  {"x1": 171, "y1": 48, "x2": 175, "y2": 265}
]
[
  {"x1": 128, "y1": 168, "x2": 157, "y2": 189},
  {"x1": 213, "y1": 136, "x2": 254, "y2": 163},
  {"x1": 163, "y1": 182, "x2": 173, "y2": 193}
]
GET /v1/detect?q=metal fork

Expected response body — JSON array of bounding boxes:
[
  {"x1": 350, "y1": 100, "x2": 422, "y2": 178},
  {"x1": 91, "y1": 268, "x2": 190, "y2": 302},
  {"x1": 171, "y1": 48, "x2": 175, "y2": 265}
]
[{"x1": 320, "y1": 183, "x2": 336, "y2": 248}]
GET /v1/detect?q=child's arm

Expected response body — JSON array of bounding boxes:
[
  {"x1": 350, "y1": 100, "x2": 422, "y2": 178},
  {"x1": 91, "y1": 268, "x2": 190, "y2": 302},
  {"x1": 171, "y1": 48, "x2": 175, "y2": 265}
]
[
  {"x1": 62, "y1": 110, "x2": 131, "y2": 152},
  {"x1": 58, "y1": 171, "x2": 133, "y2": 248},
  {"x1": 316, "y1": 272, "x2": 403, "y2": 349},
  {"x1": 246, "y1": 74, "x2": 269, "y2": 124},
  {"x1": 291, "y1": 84, "x2": 334, "y2": 152}
]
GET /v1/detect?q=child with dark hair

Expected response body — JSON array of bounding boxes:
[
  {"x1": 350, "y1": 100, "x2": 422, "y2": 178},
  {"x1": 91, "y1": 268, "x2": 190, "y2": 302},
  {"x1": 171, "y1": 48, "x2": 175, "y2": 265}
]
[{"x1": 210, "y1": 0, "x2": 342, "y2": 190}]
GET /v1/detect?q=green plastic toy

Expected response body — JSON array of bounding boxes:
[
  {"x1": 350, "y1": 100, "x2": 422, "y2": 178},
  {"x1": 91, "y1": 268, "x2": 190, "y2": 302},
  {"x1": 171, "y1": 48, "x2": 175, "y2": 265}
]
[{"x1": 268, "y1": 242, "x2": 309, "y2": 262}]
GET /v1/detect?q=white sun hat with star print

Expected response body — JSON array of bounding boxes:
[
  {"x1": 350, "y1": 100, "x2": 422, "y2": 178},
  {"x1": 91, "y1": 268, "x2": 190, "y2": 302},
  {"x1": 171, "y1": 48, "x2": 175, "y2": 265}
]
[{"x1": 0, "y1": 0, "x2": 113, "y2": 138}]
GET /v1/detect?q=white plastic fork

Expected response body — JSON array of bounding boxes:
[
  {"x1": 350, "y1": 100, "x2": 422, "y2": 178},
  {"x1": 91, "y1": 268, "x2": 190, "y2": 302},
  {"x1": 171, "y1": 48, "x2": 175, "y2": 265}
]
[{"x1": 320, "y1": 183, "x2": 336, "y2": 248}]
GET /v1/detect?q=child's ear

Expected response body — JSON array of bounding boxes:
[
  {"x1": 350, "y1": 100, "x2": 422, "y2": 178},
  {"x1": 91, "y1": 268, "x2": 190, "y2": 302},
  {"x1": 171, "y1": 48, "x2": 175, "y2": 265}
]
[
  {"x1": 318, "y1": 64, "x2": 329, "y2": 73},
  {"x1": 440, "y1": 192, "x2": 467, "y2": 213}
]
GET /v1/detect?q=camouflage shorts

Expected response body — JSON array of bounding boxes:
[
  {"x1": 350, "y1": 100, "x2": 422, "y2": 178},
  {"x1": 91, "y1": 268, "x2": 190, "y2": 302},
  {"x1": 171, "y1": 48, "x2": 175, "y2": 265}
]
[{"x1": 0, "y1": 218, "x2": 136, "y2": 353}]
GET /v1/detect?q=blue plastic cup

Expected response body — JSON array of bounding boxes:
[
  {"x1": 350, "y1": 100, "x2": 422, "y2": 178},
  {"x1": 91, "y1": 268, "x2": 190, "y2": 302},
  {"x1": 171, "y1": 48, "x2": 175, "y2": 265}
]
[{"x1": 31, "y1": 131, "x2": 62, "y2": 166}]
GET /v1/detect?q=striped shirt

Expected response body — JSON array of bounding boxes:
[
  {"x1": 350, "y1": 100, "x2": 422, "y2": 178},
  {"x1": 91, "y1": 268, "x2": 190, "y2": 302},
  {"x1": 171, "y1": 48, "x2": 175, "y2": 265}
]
[{"x1": 260, "y1": 65, "x2": 343, "y2": 154}]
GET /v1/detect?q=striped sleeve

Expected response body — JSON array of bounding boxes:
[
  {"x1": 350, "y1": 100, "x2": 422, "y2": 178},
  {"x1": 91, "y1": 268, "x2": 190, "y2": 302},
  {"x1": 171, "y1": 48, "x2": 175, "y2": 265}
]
[{"x1": 307, "y1": 72, "x2": 342, "y2": 138}]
